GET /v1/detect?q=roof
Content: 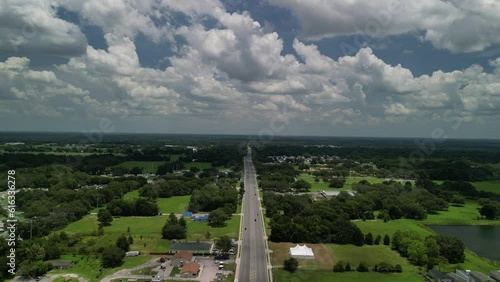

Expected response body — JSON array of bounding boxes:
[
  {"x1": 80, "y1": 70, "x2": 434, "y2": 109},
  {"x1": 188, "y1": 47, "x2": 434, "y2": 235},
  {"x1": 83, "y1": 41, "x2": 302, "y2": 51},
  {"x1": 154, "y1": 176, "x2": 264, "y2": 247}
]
[
  {"x1": 180, "y1": 262, "x2": 200, "y2": 274},
  {"x1": 429, "y1": 269, "x2": 452, "y2": 280},
  {"x1": 490, "y1": 271, "x2": 500, "y2": 280},
  {"x1": 172, "y1": 251, "x2": 193, "y2": 261},
  {"x1": 289, "y1": 244, "x2": 314, "y2": 257},
  {"x1": 448, "y1": 273, "x2": 469, "y2": 282},
  {"x1": 470, "y1": 271, "x2": 491, "y2": 281}
]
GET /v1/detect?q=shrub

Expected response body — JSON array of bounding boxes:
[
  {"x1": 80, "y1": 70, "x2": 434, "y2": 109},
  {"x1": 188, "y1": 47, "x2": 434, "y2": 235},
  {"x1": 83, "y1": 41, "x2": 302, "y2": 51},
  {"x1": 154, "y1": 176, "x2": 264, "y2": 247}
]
[{"x1": 356, "y1": 261, "x2": 369, "y2": 272}]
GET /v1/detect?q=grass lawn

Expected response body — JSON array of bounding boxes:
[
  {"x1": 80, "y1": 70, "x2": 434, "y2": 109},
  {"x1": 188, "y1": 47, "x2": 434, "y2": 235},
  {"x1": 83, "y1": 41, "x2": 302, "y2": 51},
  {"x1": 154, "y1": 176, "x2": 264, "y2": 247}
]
[
  {"x1": 270, "y1": 242, "x2": 419, "y2": 282},
  {"x1": 52, "y1": 278, "x2": 79, "y2": 282},
  {"x1": 424, "y1": 200, "x2": 500, "y2": 225},
  {"x1": 112, "y1": 161, "x2": 166, "y2": 174},
  {"x1": 123, "y1": 190, "x2": 140, "y2": 200},
  {"x1": 186, "y1": 215, "x2": 240, "y2": 241},
  {"x1": 157, "y1": 196, "x2": 191, "y2": 214},
  {"x1": 472, "y1": 180, "x2": 500, "y2": 194},
  {"x1": 49, "y1": 255, "x2": 152, "y2": 282},
  {"x1": 297, "y1": 173, "x2": 385, "y2": 192},
  {"x1": 170, "y1": 266, "x2": 181, "y2": 276},
  {"x1": 273, "y1": 269, "x2": 421, "y2": 282},
  {"x1": 63, "y1": 214, "x2": 173, "y2": 253},
  {"x1": 185, "y1": 162, "x2": 215, "y2": 170}
]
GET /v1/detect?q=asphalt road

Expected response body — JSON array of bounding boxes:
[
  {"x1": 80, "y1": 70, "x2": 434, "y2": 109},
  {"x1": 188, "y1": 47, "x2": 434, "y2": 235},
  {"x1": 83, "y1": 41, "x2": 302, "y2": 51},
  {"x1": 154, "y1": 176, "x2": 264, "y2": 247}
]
[{"x1": 238, "y1": 147, "x2": 269, "y2": 282}]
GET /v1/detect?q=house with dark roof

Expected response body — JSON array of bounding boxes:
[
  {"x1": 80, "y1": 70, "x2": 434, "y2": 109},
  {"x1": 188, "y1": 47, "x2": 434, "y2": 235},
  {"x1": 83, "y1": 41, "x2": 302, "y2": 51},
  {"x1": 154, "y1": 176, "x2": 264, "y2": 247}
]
[
  {"x1": 429, "y1": 269, "x2": 453, "y2": 282},
  {"x1": 171, "y1": 250, "x2": 194, "y2": 267},
  {"x1": 489, "y1": 271, "x2": 500, "y2": 282},
  {"x1": 180, "y1": 262, "x2": 200, "y2": 278},
  {"x1": 448, "y1": 272, "x2": 470, "y2": 282},
  {"x1": 470, "y1": 271, "x2": 494, "y2": 282}
]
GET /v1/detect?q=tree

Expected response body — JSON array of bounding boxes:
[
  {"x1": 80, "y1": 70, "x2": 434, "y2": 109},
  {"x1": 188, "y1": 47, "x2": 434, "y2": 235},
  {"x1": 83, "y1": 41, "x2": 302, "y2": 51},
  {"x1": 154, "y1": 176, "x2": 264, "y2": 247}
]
[
  {"x1": 345, "y1": 262, "x2": 351, "y2": 271},
  {"x1": 162, "y1": 224, "x2": 186, "y2": 240},
  {"x1": 383, "y1": 234, "x2": 390, "y2": 246},
  {"x1": 329, "y1": 178, "x2": 346, "y2": 188},
  {"x1": 374, "y1": 235, "x2": 381, "y2": 245},
  {"x1": 116, "y1": 235, "x2": 130, "y2": 252},
  {"x1": 101, "y1": 246, "x2": 125, "y2": 268},
  {"x1": 425, "y1": 237, "x2": 440, "y2": 260},
  {"x1": 209, "y1": 208, "x2": 229, "y2": 227},
  {"x1": 407, "y1": 240, "x2": 427, "y2": 266},
  {"x1": 394, "y1": 264, "x2": 402, "y2": 273},
  {"x1": 333, "y1": 261, "x2": 346, "y2": 272},
  {"x1": 168, "y1": 213, "x2": 178, "y2": 225},
  {"x1": 356, "y1": 261, "x2": 369, "y2": 272},
  {"x1": 479, "y1": 203, "x2": 498, "y2": 220},
  {"x1": 179, "y1": 217, "x2": 187, "y2": 228},
  {"x1": 97, "y1": 208, "x2": 113, "y2": 226},
  {"x1": 130, "y1": 166, "x2": 143, "y2": 176},
  {"x1": 450, "y1": 195, "x2": 466, "y2": 206},
  {"x1": 97, "y1": 223, "x2": 104, "y2": 236},
  {"x1": 284, "y1": 258, "x2": 299, "y2": 273},
  {"x1": 364, "y1": 233, "x2": 374, "y2": 245},
  {"x1": 128, "y1": 235, "x2": 134, "y2": 245},
  {"x1": 435, "y1": 235, "x2": 465, "y2": 264},
  {"x1": 215, "y1": 235, "x2": 232, "y2": 253}
]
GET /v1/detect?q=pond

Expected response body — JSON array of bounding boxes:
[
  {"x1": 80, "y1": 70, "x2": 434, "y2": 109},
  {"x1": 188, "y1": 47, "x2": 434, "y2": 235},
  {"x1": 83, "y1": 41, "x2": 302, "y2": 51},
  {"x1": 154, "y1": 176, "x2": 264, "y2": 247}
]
[{"x1": 427, "y1": 225, "x2": 500, "y2": 261}]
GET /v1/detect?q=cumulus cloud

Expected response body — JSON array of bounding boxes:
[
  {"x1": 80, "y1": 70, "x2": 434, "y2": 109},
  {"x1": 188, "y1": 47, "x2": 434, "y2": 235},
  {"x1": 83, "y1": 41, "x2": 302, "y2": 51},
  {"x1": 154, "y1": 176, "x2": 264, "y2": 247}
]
[
  {"x1": 0, "y1": 0, "x2": 87, "y2": 57},
  {"x1": 268, "y1": 0, "x2": 500, "y2": 53},
  {"x1": 2, "y1": 0, "x2": 500, "y2": 135}
]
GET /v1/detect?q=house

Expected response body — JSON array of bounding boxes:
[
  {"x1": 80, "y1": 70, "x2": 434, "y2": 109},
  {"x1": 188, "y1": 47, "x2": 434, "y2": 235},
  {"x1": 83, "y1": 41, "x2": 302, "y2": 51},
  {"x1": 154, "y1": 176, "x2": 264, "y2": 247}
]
[
  {"x1": 448, "y1": 272, "x2": 470, "y2": 282},
  {"x1": 470, "y1": 271, "x2": 494, "y2": 282},
  {"x1": 489, "y1": 271, "x2": 500, "y2": 282},
  {"x1": 456, "y1": 270, "x2": 473, "y2": 282},
  {"x1": 47, "y1": 260, "x2": 75, "y2": 270},
  {"x1": 180, "y1": 262, "x2": 200, "y2": 278},
  {"x1": 171, "y1": 251, "x2": 194, "y2": 267},
  {"x1": 429, "y1": 269, "x2": 453, "y2": 282}
]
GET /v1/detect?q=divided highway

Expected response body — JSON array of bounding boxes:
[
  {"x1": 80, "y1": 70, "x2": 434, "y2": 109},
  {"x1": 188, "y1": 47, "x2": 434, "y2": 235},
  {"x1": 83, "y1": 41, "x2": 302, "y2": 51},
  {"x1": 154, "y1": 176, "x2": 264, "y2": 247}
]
[{"x1": 237, "y1": 147, "x2": 269, "y2": 282}]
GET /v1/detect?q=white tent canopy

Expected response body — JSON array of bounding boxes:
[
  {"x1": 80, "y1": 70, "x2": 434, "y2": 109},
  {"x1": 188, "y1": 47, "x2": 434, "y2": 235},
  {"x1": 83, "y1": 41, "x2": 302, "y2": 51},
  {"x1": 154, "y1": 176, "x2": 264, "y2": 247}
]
[{"x1": 289, "y1": 244, "x2": 315, "y2": 259}]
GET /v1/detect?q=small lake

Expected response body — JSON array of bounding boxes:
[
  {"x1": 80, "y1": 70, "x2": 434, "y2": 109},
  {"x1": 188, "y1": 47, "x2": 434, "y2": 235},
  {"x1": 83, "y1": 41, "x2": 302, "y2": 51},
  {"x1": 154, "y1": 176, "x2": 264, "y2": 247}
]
[{"x1": 427, "y1": 225, "x2": 500, "y2": 261}]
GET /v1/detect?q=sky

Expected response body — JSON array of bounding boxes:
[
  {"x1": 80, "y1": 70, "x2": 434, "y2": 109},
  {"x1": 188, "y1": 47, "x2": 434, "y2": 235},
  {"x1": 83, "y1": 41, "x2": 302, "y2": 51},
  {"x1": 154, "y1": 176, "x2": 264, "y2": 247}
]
[{"x1": 1, "y1": 0, "x2": 500, "y2": 139}]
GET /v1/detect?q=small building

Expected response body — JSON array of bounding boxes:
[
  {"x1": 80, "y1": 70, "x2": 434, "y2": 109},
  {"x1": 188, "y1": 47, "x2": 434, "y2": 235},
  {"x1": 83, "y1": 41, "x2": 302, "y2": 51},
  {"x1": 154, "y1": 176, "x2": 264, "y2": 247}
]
[
  {"x1": 47, "y1": 260, "x2": 75, "y2": 270},
  {"x1": 289, "y1": 244, "x2": 315, "y2": 260},
  {"x1": 171, "y1": 251, "x2": 194, "y2": 267},
  {"x1": 449, "y1": 272, "x2": 469, "y2": 282},
  {"x1": 470, "y1": 271, "x2": 494, "y2": 282},
  {"x1": 180, "y1": 262, "x2": 200, "y2": 278},
  {"x1": 429, "y1": 269, "x2": 453, "y2": 282},
  {"x1": 125, "y1": 251, "x2": 140, "y2": 257},
  {"x1": 455, "y1": 270, "x2": 472, "y2": 282},
  {"x1": 192, "y1": 214, "x2": 209, "y2": 222},
  {"x1": 489, "y1": 271, "x2": 500, "y2": 282}
]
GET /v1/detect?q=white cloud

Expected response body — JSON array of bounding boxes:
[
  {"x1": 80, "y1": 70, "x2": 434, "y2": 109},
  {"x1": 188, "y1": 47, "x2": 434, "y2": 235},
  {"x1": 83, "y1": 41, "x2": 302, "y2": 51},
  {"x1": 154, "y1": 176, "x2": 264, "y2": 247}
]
[
  {"x1": 268, "y1": 0, "x2": 500, "y2": 53},
  {"x1": 0, "y1": 0, "x2": 87, "y2": 57}
]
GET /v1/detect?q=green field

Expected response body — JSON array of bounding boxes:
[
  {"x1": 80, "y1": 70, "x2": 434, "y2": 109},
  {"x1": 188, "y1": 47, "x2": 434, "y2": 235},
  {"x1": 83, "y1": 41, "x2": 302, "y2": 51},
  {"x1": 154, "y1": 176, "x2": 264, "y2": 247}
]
[
  {"x1": 49, "y1": 255, "x2": 152, "y2": 282},
  {"x1": 270, "y1": 242, "x2": 420, "y2": 282},
  {"x1": 273, "y1": 269, "x2": 421, "y2": 282},
  {"x1": 472, "y1": 180, "x2": 500, "y2": 194},
  {"x1": 112, "y1": 161, "x2": 166, "y2": 174},
  {"x1": 63, "y1": 214, "x2": 172, "y2": 254},
  {"x1": 185, "y1": 162, "x2": 215, "y2": 170},
  {"x1": 157, "y1": 196, "x2": 191, "y2": 214},
  {"x1": 186, "y1": 215, "x2": 240, "y2": 240},
  {"x1": 297, "y1": 173, "x2": 385, "y2": 192}
]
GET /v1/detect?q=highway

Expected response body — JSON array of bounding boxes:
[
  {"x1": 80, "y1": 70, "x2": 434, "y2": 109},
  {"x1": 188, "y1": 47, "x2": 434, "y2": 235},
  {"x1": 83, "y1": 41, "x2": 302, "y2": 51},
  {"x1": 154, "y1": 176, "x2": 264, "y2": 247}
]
[{"x1": 237, "y1": 147, "x2": 269, "y2": 282}]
